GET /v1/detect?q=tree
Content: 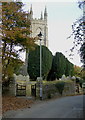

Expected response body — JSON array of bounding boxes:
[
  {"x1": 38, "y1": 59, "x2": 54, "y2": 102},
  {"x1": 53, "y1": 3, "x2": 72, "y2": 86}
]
[
  {"x1": 81, "y1": 68, "x2": 85, "y2": 80},
  {"x1": 2, "y1": 2, "x2": 35, "y2": 85},
  {"x1": 47, "y1": 52, "x2": 74, "y2": 81},
  {"x1": 73, "y1": 65, "x2": 82, "y2": 77},
  {"x1": 27, "y1": 45, "x2": 53, "y2": 80},
  {"x1": 80, "y1": 42, "x2": 85, "y2": 67},
  {"x1": 65, "y1": 59, "x2": 74, "y2": 77},
  {"x1": 52, "y1": 52, "x2": 66, "y2": 79},
  {"x1": 69, "y1": 1, "x2": 85, "y2": 68}
]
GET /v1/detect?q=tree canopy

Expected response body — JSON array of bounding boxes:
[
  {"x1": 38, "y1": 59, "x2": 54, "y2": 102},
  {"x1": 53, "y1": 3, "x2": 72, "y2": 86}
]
[
  {"x1": 27, "y1": 45, "x2": 53, "y2": 80},
  {"x1": 70, "y1": 1, "x2": 85, "y2": 68},
  {"x1": 47, "y1": 52, "x2": 74, "y2": 80},
  {"x1": 73, "y1": 65, "x2": 82, "y2": 77},
  {"x1": 2, "y1": 2, "x2": 35, "y2": 84}
]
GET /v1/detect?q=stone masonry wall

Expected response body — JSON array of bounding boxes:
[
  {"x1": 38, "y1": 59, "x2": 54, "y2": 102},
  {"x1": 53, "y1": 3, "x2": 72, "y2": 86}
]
[{"x1": 36, "y1": 81, "x2": 76, "y2": 99}]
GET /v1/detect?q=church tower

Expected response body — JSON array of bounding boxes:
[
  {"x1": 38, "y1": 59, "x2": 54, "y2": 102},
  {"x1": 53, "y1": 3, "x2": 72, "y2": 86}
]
[{"x1": 28, "y1": 5, "x2": 48, "y2": 47}]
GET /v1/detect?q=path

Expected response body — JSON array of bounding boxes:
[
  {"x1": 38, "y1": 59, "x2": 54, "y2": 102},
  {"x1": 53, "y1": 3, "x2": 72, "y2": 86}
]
[{"x1": 3, "y1": 95, "x2": 84, "y2": 118}]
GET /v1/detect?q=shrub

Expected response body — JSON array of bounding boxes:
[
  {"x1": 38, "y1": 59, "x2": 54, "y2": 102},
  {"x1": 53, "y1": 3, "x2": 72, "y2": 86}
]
[
  {"x1": 55, "y1": 81, "x2": 65, "y2": 95},
  {"x1": 79, "y1": 79, "x2": 85, "y2": 88},
  {"x1": 47, "y1": 93, "x2": 51, "y2": 99}
]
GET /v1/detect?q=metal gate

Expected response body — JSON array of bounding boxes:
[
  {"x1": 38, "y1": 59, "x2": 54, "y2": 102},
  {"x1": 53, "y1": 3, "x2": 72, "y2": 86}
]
[
  {"x1": 16, "y1": 84, "x2": 26, "y2": 96},
  {"x1": 31, "y1": 84, "x2": 36, "y2": 97}
]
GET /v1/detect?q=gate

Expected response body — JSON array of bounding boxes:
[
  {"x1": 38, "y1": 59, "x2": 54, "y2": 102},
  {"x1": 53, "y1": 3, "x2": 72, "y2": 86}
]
[
  {"x1": 31, "y1": 84, "x2": 36, "y2": 97},
  {"x1": 16, "y1": 84, "x2": 26, "y2": 96}
]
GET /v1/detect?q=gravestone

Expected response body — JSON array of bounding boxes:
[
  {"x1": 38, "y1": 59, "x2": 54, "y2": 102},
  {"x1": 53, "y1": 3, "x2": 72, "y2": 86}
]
[{"x1": 61, "y1": 74, "x2": 66, "y2": 81}]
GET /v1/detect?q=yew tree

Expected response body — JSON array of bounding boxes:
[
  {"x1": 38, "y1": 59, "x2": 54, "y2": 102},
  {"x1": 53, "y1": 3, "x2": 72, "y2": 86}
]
[
  {"x1": 2, "y1": 2, "x2": 35, "y2": 84},
  {"x1": 47, "y1": 52, "x2": 74, "y2": 80},
  {"x1": 27, "y1": 45, "x2": 53, "y2": 81}
]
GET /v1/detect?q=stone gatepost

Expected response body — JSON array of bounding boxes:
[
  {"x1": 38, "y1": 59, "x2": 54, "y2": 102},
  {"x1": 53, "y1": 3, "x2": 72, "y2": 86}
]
[{"x1": 36, "y1": 77, "x2": 43, "y2": 99}]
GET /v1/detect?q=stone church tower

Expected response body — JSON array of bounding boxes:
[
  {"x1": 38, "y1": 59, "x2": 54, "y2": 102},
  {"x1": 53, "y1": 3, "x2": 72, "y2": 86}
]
[
  {"x1": 22, "y1": 5, "x2": 48, "y2": 76},
  {"x1": 28, "y1": 5, "x2": 48, "y2": 47}
]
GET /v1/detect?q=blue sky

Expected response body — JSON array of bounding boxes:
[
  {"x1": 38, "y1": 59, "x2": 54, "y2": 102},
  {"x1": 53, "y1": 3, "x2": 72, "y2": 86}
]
[{"x1": 21, "y1": 0, "x2": 83, "y2": 66}]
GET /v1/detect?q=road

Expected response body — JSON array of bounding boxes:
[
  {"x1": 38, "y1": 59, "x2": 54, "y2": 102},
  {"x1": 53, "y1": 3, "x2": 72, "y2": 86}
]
[{"x1": 3, "y1": 95, "x2": 84, "y2": 118}]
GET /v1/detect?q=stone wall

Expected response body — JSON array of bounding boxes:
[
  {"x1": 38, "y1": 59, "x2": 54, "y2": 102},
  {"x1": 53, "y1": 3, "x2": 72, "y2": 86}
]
[
  {"x1": 2, "y1": 79, "x2": 15, "y2": 96},
  {"x1": 36, "y1": 80, "x2": 76, "y2": 99},
  {"x1": 3, "y1": 74, "x2": 30, "y2": 96}
]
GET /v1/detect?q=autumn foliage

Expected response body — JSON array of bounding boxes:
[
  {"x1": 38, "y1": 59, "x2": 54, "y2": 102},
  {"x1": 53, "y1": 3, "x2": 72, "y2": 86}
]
[{"x1": 1, "y1": 2, "x2": 35, "y2": 84}]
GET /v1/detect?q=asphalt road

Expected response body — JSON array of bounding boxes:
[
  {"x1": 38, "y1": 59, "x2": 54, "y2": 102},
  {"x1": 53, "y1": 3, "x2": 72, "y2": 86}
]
[{"x1": 3, "y1": 95, "x2": 84, "y2": 118}]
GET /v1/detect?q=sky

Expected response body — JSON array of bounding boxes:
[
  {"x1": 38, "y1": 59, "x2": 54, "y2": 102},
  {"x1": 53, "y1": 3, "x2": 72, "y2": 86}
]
[{"x1": 20, "y1": 0, "x2": 83, "y2": 67}]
